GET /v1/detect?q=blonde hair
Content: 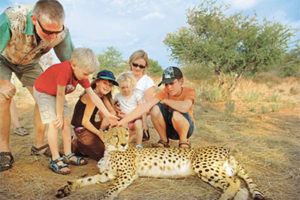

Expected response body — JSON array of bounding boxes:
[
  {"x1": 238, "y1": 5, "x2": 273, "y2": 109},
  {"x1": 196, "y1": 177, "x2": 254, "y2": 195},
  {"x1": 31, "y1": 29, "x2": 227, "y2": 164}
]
[
  {"x1": 128, "y1": 49, "x2": 149, "y2": 74},
  {"x1": 33, "y1": 0, "x2": 65, "y2": 24},
  {"x1": 116, "y1": 72, "x2": 136, "y2": 88},
  {"x1": 70, "y1": 48, "x2": 99, "y2": 72}
]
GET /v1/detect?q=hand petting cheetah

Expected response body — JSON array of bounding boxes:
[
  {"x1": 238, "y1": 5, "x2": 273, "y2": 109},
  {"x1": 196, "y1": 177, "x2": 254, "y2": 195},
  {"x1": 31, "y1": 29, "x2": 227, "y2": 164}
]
[{"x1": 56, "y1": 127, "x2": 265, "y2": 200}]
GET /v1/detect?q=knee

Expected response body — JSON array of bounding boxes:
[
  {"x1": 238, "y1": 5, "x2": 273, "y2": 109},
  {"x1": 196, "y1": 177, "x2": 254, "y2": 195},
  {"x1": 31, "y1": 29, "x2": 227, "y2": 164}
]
[
  {"x1": 0, "y1": 98, "x2": 12, "y2": 110},
  {"x1": 172, "y1": 111, "x2": 188, "y2": 125},
  {"x1": 150, "y1": 105, "x2": 161, "y2": 118},
  {"x1": 134, "y1": 119, "x2": 142, "y2": 128}
]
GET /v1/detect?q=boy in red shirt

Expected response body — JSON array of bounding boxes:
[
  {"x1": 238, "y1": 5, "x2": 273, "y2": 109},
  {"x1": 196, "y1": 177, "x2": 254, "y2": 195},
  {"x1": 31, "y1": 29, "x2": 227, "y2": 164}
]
[
  {"x1": 34, "y1": 48, "x2": 117, "y2": 174},
  {"x1": 118, "y1": 66, "x2": 195, "y2": 148}
]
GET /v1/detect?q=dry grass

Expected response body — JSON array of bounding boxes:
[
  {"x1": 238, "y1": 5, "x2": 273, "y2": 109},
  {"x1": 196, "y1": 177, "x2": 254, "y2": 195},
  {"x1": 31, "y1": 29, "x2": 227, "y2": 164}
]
[{"x1": 0, "y1": 77, "x2": 299, "y2": 200}]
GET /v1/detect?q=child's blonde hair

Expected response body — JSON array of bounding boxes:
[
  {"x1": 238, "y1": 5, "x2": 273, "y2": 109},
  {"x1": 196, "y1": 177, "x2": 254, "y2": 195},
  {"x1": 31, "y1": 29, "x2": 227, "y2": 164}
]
[
  {"x1": 70, "y1": 48, "x2": 99, "y2": 72},
  {"x1": 116, "y1": 72, "x2": 136, "y2": 88}
]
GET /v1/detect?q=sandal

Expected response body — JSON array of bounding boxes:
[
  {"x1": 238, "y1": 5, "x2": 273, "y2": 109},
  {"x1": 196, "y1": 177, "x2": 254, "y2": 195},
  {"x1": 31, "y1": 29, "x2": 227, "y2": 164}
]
[
  {"x1": 63, "y1": 153, "x2": 88, "y2": 166},
  {"x1": 49, "y1": 157, "x2": 70, "y2": 175},
  {"x1": 142, "y1": 130, "x2": 150, "y2": 141},
  {"x1": 0, "y1": 152, "x2": 14, "y2": 172},
  {"x1": 31, "y1": 144, "x2": 52, "y2": 157},
  {"x1": 14, "y1": 126, "x2": 29, "y2": 136},
  {"x1": 179, "y1": 142, "x2": 191, "y2": 148},
  {"x1": 152, "y1": 139, "x2": 170, "y2": 148}
]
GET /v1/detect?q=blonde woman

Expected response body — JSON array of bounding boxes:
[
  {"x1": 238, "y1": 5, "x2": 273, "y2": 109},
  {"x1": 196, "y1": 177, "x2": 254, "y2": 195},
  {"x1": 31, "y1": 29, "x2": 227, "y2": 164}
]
[{"x1": 127, "y1": 50, "x2": 155, "y2": 140}]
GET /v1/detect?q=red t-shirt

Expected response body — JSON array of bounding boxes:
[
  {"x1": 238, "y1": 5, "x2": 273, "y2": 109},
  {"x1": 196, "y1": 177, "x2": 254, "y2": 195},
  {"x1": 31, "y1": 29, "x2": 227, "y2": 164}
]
[
  {"x1": 155, "y1": 87, "x2": 195, "y2": 122},
  {"x1": 34, "y1": 61, "x2": 91, "y2": 96}
]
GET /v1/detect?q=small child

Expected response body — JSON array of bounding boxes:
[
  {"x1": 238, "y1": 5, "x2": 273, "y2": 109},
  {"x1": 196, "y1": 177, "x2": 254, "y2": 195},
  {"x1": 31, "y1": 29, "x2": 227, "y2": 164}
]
[
  {"x1": 114, "y1": 72, "x2": 146, "y2": 148},
  {"x1": 33, "y1": 48, "x2": 117, "y2": 175}
]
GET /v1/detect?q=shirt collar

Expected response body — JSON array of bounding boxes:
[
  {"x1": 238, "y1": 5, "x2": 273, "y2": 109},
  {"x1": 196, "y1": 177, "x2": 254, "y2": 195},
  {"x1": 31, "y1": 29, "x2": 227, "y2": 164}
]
[{"x1": 24, "y1": 10, "x2": 34, "y2": 35}]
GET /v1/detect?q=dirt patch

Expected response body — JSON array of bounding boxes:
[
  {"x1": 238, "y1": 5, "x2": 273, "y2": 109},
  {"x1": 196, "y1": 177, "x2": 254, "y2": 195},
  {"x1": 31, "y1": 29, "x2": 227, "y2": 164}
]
[{"x1": 1, "y1": 80, "x2": 300, "y2": 200}]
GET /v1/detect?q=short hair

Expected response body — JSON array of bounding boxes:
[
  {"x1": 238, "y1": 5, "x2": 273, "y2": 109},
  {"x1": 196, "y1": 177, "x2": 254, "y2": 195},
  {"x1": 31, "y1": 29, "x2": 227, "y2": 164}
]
[
  {"x1": 70, "y1": 48, "x2": 99, "y2": 72},
  {"x1": 33, "y1": 0, "x2": 65, "y2": 24},
  {"x1": 116, "y1": 72, "x2": 136, "y2": 88},
  {"x1": 128, "y1": 49, "x2": 149, "y2": 74}
]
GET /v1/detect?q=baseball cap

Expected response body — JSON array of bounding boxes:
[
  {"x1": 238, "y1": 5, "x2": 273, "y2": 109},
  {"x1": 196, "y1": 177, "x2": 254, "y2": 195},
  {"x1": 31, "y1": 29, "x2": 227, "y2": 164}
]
[
  {"x1": 158, "y1": 66, "x2": 183, "y2": 87},
  {"x1": 96, "y1": 70, "x2": 119, "y2": 86}
]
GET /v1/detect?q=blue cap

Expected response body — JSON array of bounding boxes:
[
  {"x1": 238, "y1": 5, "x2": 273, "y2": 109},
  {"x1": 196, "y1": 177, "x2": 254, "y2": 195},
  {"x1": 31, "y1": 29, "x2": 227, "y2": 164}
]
[{"x1": 96, "y1": 70, "x2": 119, "y2": 86}]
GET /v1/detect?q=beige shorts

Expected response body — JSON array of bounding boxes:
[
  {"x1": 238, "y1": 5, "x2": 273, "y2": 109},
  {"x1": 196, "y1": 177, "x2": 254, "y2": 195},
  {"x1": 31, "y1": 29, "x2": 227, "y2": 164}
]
[
  {"x1": 33, "y1": 88, "x2": 70, "y2": 124},
  {"x1": 0, "y1": 55, "x2": 43, "y2": 87}
]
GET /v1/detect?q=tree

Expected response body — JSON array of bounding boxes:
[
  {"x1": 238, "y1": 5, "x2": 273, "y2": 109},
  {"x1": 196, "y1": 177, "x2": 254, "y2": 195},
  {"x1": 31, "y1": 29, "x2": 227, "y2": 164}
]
[
  {"x1": 164, "y1": 0, "x2": 294, "y2": 92},
  {"x1": 98, "y1": 46, "x2": 126, "y2": 74},
  {"x1": 278, "y1": 44, "x2": 300, "y2": 77},
  {"x1": 148, "y1": 59, "x2": 163, "y2": 76}
]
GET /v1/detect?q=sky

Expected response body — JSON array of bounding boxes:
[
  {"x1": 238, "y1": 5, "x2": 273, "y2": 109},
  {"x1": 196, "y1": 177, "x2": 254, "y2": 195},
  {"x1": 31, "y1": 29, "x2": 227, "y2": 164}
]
[{"x1": 0, "y1": 0, "x2": 299, "y2": 68}]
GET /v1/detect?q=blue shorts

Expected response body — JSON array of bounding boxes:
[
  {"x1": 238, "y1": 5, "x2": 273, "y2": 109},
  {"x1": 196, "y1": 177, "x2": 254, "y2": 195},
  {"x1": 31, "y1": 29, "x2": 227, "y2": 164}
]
[{"x1": 157, "y1": 103, "x2": 194, "y2": 140}]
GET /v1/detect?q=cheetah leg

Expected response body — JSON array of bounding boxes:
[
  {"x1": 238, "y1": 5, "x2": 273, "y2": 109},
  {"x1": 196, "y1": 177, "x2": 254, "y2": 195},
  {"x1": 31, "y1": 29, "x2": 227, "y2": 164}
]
[
  {"x1": 192, "y1": 164, "x2": 241, "y2": 200},
  {"x1": 101, "y1": 171, "x2": 138, "y2": 200},
  {"x1": 218, "y1": 177, "x2": 241, "y2": 200},
  {"x1": 236, "y1": 164, "x2": 265, "y2": 200},
  {"x1": 56, "y1": 171, "x2": 115, "y2": 198}
]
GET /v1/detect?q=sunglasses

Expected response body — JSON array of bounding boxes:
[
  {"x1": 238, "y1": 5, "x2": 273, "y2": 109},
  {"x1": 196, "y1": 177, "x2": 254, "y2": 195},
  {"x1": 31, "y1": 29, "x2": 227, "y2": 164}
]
[
  {"x1": 37, "y1": 19, "x2": 64, "y2": 35},
  {"x1": 132, "y1": 63, "x2": 146, "y2": 69}
]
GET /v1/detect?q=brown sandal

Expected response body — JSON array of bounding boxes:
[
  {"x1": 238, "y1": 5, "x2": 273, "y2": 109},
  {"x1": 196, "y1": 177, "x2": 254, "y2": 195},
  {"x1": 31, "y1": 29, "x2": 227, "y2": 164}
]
[
  {"x1": 152, "y1": 139, "x2": 170, "y2": 148},
  {"x1": 31, "y1": 144, "x2": 52, "y2": 157},
  {"x1": 0, "y1": 152, "x2": 14, "y2": 172},
  {"x1": 179, "y1": 142, "x2": 191, "y2": 148}
]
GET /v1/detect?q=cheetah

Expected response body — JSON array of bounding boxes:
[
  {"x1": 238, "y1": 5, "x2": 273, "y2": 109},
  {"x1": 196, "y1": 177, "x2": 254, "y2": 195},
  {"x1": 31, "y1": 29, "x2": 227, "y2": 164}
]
[{"x1": 56, "y1": 127, "x2": 265, "y2": 200}]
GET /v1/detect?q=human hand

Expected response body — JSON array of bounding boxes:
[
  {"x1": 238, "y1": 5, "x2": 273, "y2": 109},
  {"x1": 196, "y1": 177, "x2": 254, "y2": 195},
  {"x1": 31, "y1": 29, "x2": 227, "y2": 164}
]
[
  {"x1": 0, "y1": 80, "x2": 16, "y2": 102},
  {"x1": 117, "y1": 119, "x2": 128, "y2": 127},
  {"x1": 54, "y1": 115, "x2": 63, "y2": 129},
  {"x1": 117, "y1": 110, "x2": 126, "y2": 119},
  {"x1": 107, "y1": 113, "x2": 119, "y2": 127}
]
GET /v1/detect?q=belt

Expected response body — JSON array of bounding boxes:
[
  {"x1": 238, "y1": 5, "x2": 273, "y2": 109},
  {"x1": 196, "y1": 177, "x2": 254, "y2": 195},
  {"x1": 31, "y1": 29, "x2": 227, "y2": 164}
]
[{"x1": 74, "y1": 126, "x2": 85, "y2": 133}]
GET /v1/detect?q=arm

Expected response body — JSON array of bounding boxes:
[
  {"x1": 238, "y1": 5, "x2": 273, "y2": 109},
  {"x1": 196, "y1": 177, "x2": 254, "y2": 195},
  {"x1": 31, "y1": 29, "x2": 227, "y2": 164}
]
[
  {"x1": 55, "y1": 84, "x2": 66, "y2": 129},
  {"x1": 160, "y1": 99, "x2": 193, "y2": 113},
  {"x1": 144, "y1": 86, "x2": 155, "y2": 102},
  {"x1": 98, "y1": 96, "x2": 117, "y2": 122},
  {"x1": 103, "y1": 96, "x2": 116, "y2": 115},
  {"x1": 53, "y1": 29, "x2": 74, "y2": 62},
  {"x1": 0, "y1": 12, "x2": 11, "y2": 53},
  {"x1": 138, "y1": 98, "x2": 148, "y2": 131},
  {"x1": 85, "y1": 87, "x2": 118, "y2": 125},
  {"x1": 81, "y1": 95, "x2": 104, "y2": 141},
  {"x1": 118, "y1": 97, "x2": 160, "y2": 127}
]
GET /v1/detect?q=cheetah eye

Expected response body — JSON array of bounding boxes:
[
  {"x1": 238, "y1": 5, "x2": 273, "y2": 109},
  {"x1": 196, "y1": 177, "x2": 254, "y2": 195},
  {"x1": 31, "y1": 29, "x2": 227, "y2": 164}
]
[{"x1": 125, "y1": 134, "x2": 129, "y2": 137}]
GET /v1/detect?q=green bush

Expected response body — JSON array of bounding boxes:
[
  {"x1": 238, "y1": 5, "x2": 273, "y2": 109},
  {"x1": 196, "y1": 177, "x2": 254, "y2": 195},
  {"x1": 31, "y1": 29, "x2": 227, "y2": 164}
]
[
  {"x1": 225, "y1": 100, "x2": 235, "y2": 114},
  {"x1": 200, "y1": 85, "x2": 223, "y2": 102},
  {"x1": 182, "y1": 63, "x2": 215, "y2": 84},
  {"x1": 148, "y1": 59, "x2": 163, "y2": 76},
  {"x1": 242, "y1": 91, "x2": 260, "y2": 102},
  {"x1": 261, "y1": 105, "x2": 269, "y2": 114}
]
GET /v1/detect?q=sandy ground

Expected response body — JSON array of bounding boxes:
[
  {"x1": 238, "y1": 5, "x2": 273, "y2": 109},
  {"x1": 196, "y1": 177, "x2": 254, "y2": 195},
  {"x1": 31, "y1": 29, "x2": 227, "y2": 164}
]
[{"x1": 0, "y1": 80, "x2": 299, "y2": 200}]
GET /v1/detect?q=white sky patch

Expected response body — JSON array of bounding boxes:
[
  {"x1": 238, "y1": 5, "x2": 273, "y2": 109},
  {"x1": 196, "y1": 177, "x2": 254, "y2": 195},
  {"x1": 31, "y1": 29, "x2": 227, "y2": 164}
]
[
  {"x1": 229, "y1": 0, "x2": 259, "y2": 10},
  {"x1": 142, "y1": 12, "x2": 165, "y2": 20}
]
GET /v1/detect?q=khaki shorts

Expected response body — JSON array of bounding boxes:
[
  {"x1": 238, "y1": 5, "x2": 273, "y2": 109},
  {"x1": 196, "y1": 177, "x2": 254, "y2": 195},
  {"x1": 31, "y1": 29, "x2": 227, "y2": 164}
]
[
  {"x1": 33, "y1": 88, "x2": 70, "y2": 124},
  {"x1": 0, "y1": 55, "x2": 43, "y2": 87}
]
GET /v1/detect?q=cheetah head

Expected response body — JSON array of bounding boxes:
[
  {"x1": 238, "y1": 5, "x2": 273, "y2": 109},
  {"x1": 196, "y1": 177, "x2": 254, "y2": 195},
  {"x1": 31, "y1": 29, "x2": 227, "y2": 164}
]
[{"x1": 103, "y1": 127, "x2": 130, "y2": 152}]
